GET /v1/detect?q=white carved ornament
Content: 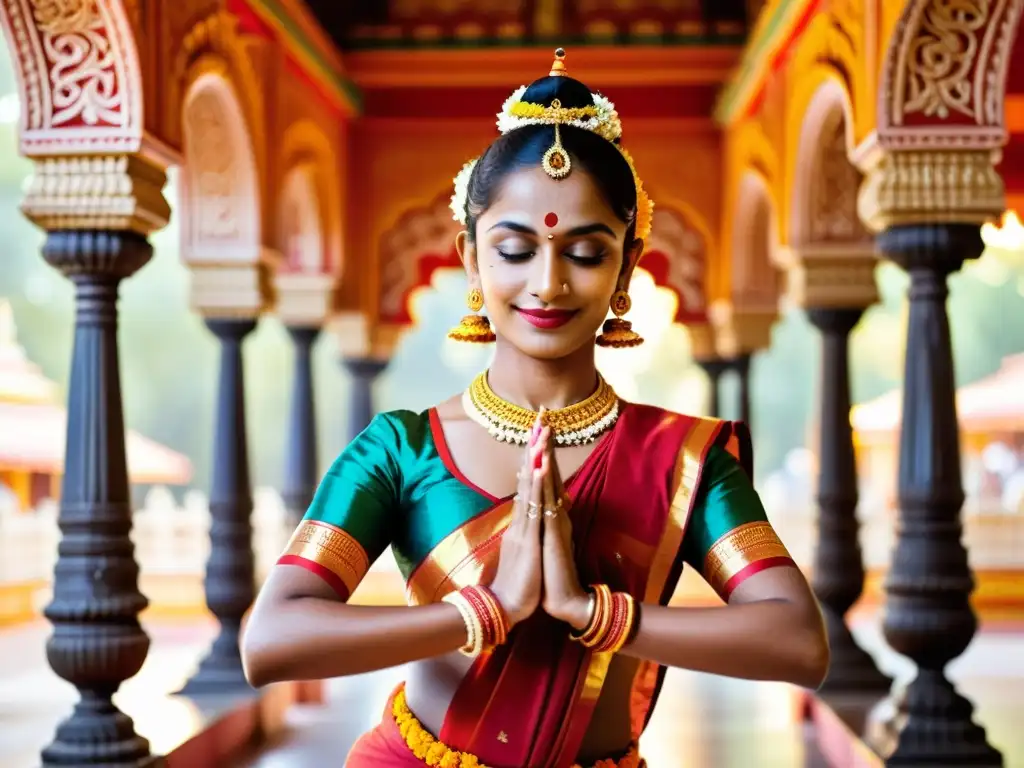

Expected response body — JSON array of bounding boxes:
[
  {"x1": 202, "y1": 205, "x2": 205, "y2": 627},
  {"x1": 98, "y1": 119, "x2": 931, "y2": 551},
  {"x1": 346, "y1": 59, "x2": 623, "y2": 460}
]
[
  {"x1": 379, "y1": 196, "x2": 460, "y2": 321},
  {"x1": 181, "y1": 72, "x2": 261, "y2": 263},
  {"x1": 882, "y1": 0, "x2": 1023, "y2": 148},
  {"x1": 643, "y1": 207, "x2": 707, "y2": 321},
  {"x1": 278, "y1": 162, "x2": 323, "y2": 274},
  {"x1": 0, "y1": 0, "x2": 143, "y2": 155}
]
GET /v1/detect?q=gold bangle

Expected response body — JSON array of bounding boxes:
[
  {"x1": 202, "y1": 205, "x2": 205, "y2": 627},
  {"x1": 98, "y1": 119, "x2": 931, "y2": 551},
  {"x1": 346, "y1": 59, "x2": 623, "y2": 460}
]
[{"x1": 442, "y1": 591, "x2": 481, "y2": 656}]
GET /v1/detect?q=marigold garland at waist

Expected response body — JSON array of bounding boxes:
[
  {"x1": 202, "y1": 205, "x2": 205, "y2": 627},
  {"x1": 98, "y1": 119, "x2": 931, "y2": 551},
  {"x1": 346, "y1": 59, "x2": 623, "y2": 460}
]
[{"x1": 391, "y1": 686, "x2": 641, "y2": 768}]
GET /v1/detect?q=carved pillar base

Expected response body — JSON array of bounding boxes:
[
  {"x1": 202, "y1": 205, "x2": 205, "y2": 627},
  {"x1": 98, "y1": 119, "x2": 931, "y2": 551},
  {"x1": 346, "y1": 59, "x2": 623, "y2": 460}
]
[
  {"x1": 879, "y1": 224, "x2": 1000, "y2": 766},
  {"x1": 40, "y1": 230, "x2": 155, "y2": 767},
  {"x1": 342, "y1": 357, "x2": 388, "y2": 443},
  {"x1": 807, "y1": 307, "x2": 890, "y2": 696},
  {"x1": 181, "y1": 319, "x2": 258, "y2": 696},
  {"x1": 283, "y1": 325, "x2": 320, "y2": 524}
]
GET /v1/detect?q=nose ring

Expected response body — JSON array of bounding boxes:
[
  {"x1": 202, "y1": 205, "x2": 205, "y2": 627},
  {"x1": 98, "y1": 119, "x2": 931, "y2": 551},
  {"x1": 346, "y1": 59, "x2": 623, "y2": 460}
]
[{"x1": 560, "y1": 283, "x2": 569, "y2": 295}]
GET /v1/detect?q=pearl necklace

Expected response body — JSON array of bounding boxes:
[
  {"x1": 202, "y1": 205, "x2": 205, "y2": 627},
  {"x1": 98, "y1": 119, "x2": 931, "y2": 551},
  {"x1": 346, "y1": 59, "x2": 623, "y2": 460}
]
[{"x1": 462, "y1": 372, "x2": 620, "y2": 446}]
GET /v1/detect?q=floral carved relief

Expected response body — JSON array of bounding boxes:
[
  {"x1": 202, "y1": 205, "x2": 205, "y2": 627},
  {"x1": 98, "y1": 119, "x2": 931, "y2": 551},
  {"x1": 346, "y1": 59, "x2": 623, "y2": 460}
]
[
  {"x1": 810, "y1": 112, "x2": 868, "y2": 243},
  {"x1": 181, "y1": 73, "x2": 260, "y2": 262},
  {"x1": 0, "y1": 0, "x2": 142, "y2": 154},
  {"x1": 883, "y1": 0, "x2": 1022, "y2": 146},
  {"x1": 185, "y1": 88, "x2": 236, "y2": 242}
]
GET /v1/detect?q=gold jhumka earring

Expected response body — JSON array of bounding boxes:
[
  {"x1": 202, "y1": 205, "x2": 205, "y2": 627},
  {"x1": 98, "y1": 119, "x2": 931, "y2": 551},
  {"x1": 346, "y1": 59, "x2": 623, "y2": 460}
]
[
  {"x1": 448, "y1": 287, "x2": 497, "y2": 343},
  {"x1": 596, "y1": 289, "x2": 644, "y2": 348}
]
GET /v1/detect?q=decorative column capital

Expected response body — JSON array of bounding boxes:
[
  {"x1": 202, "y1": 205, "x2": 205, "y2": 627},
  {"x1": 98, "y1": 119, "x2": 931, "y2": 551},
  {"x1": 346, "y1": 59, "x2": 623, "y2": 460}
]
[
  {"x1": 21, "y1": 154, "x2": 170, "y2": 236},
  {"x1": 786, "y1": 241, "x2": 879, "y2": 310},
  {"x1": 274, "y1": 272, "x2": 338, "y2": 327},
  {"x1": 707, "y1": 300, "x2": 776, "y2": 358},
  {"x1": 858, "y1": 149, "x2": 1004, "y2": 234},
  {"x1": 188, "y1": 250, "x2": 278, "y2": 320},
  {"x1": 330, "y1": 311, "x2": 401, "y2": 360}
]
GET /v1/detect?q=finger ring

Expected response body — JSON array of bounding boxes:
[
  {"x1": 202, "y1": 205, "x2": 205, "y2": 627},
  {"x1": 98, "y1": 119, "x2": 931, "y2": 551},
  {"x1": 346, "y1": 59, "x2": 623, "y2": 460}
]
[
  {"x1": 543, "y1": 508, "x2": 557, "y2": 518},
  {"x1": 528, "y1": 501, "x2": 540, "y2": 512},
  {"x1": 527, "y1": 510, "x2": 539, "y2": 520}
]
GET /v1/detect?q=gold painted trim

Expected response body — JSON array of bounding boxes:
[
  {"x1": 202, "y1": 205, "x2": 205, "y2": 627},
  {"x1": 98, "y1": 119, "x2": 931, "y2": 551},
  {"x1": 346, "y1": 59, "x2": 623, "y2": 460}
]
[
  {"x1": 282, "y1": 520, "x2": 370, "y2": 597},
  {"x1": 644, "y1": 418, "x2": 722, "y2": 603},
  {"x1": 703, "y1": 521, "x2": 791, "y2": 597},
  {"x1": 405, "y1": 500, "x2": 515, "y2": 605}
]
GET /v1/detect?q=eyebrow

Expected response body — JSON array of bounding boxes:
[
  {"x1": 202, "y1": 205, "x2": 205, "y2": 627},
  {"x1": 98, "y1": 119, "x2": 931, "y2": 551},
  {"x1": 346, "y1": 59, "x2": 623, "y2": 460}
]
[{"x1": 487, "y1": 221, "x2": 616, "y2": 238}]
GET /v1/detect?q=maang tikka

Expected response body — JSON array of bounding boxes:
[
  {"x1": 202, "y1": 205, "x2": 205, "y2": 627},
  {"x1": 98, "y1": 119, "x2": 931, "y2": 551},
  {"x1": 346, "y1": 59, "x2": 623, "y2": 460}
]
[{"x1": 448, "y1": 286, "x2": 497, "y2": 343}]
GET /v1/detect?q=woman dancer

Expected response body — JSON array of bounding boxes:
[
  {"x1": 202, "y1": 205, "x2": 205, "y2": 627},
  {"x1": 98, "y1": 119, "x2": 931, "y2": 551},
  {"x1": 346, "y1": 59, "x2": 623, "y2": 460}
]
[{"x1": 242, "y1": 50, "x2": 829, "y2": 768}]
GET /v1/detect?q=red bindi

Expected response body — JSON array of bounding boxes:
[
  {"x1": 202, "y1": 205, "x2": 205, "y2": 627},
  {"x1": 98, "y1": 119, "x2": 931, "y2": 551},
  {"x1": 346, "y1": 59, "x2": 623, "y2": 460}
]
[{"x1": 544, "y1": 212, "x2": 559, "y2": 228}]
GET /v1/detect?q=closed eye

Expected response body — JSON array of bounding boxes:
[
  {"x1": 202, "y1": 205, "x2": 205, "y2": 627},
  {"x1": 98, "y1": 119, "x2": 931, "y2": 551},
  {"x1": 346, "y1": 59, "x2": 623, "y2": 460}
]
[
  {"x1": 496, "y1": 248, "x2": 534, "y2": 262},
  {"x1": 566, "y1": 250, "x2": 608, "y2": 266}
]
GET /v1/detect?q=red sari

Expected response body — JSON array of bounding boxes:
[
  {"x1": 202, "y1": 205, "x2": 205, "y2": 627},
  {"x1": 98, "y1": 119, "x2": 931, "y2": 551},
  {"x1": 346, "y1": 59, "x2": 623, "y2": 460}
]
[
  {"x1": 349, "y1": 404, "x2": 749, "y2": 767},
  {"x1": 279, "y1": 403, "x2": 792, "y2": 767}
]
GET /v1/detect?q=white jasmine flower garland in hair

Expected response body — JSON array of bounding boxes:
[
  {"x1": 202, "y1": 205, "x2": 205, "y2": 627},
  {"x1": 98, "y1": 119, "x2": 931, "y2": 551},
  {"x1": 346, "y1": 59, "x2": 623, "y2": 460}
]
[
  {"x1": 450, "y1": 158, "x2": 477, "y2": 225},
  {"x1": 450, "y1": 90, "x2": 624, "y2": 225}
]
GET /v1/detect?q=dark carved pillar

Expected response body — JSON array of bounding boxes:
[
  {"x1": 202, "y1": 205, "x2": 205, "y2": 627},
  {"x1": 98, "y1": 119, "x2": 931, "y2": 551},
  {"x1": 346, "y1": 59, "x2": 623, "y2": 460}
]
[
  {"x1": 182, "y1": 318, "x2": 257, "y2": 695},
  {"x1": 879, "y1": 224, "x2": 1001, "y2": 765},
  {"x1": 40, "y1": 230, "x2": 154, "y2": 766},
  {"x1": 696, "y1": 358, "x2": 728, "y2": 417},
  {"x1": 730, "y1": 353, "x2": 752, "y2": 426},
  {"x1": 283, "y1": 326, "x2": 320, "y2": 523},
  {"x1": 342, "y1": 357, "x2": 388, "y2": 443},
  {"x1": 806, "y1": 307, "x2": 890, "y2": 695}
]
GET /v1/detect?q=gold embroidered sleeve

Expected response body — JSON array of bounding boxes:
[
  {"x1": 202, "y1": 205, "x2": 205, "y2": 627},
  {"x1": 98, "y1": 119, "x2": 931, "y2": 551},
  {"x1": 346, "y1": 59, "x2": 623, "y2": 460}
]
[
  {"x1": 278, "y1": 521, "x2": 371, "y2": 600},
  {"x1": 703, "y1": 521, "x2": 794, "y2": 600}
]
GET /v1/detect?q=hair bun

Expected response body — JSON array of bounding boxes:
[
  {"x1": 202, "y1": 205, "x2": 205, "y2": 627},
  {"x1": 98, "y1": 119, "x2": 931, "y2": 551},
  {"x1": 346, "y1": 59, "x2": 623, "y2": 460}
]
[{"x1": 521, "y1": 75, "x2": 595, "y2": 111}]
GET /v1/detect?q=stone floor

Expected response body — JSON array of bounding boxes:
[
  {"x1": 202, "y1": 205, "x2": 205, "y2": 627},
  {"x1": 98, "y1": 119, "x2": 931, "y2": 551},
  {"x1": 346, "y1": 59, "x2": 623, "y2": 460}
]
[{"x1": 2, "y1": 616, "x2": 1022, "y2": 768}]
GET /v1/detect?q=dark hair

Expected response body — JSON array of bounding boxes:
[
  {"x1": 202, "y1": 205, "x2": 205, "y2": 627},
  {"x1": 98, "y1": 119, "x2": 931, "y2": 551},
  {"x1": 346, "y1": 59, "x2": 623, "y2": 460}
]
[{"x1": 465, "y1": 74, "x2": 637, "y2": 245}]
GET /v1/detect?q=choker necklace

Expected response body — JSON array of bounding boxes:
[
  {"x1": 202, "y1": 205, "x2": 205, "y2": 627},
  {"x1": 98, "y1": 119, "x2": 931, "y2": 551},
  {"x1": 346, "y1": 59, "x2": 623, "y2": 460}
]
[{"x1": 462, "y1": 371, "x2": 620, "y2": 446}]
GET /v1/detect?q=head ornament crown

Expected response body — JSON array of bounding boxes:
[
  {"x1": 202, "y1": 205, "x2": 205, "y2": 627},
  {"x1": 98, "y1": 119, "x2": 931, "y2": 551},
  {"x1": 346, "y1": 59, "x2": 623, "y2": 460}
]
[{"x1": 450, "y1": 49, "x2": 653, "y2": 243}]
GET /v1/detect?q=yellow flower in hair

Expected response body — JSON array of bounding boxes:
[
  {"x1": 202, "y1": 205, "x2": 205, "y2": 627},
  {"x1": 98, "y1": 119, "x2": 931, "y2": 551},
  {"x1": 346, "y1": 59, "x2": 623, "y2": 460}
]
[{"x1": 617, "y1": 147, "x2": 653, "y2": 241}]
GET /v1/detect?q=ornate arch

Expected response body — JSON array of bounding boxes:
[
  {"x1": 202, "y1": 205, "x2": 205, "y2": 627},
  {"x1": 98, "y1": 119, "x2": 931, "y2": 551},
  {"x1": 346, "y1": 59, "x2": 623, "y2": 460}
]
[
  {"x1": 180, "y1": 71, "x2": 261, "y2": 263},
  {"x1": 879, "y1": 0, "x2": 1023, "y2": 149},
  {"x1": 789, "y1": 80, "x2": 868, "y2": 248},
  {"x1": 640, "y1": 207, "x2": 709, "y2": 324},
  {"x1": 172, "y1": 11, "x2": 266, "y2": 203},
  {"x1": 0, "y1": 0, "x2": 143, "y2": 155},
  {"x1": 378, "y1": 193, "x2": 461, "y2": 326},
  {"x1": 731, "y1": 171, "x2": 782, "y2": 307},
  {"x1": 278, "y1": 120, "x2": 343, "y2": 276}
]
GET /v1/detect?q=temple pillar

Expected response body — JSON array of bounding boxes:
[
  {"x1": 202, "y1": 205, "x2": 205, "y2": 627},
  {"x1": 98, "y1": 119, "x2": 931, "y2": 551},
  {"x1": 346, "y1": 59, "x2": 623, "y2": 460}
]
[
  {"x1": 694, "y1": 358, "x2": 727, "y2": 417},
  {"x1": 708, "y1": 301, "x2": 774, "y2": 427},
  {"x1": 789, "y1": 244, "x2": 890, "y2": 695},
  {"x1": 275, "y1": 273, "x2": 336, "y2": 523},
  {"x1": 182, "y1": 317, "x2": 258, "y2": 694},
  {"x1": 342, "y1": 357, "x2": 389, "y2": 442},
  {"x1": 860, "y1": 146, "x2": 1005, "y2": 764},
  {"x1": 282, "y1": 326, "x2": 319, "y2": 522},
  {"x1": 21, "y1": 157, "x2": 170, "y2": 766},
  {"x1": 726, "y1": 353, "x2": 752, "y2": 426},
  {"x1": 179, "y1": 254, "x2": 270, "y2": 697}
]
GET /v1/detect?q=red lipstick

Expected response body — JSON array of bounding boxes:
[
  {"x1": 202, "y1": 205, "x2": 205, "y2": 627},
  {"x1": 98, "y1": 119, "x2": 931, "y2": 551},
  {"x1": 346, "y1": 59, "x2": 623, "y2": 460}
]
[{"x1": 515, "y1": 307, "x2": 578, "y2": 329}]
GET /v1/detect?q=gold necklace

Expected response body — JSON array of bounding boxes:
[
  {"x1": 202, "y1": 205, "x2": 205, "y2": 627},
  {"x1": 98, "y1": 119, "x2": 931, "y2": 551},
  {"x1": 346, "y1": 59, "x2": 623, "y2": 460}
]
[{"x1": 462, "y1": 371, "x2": 620, "y2": 446}]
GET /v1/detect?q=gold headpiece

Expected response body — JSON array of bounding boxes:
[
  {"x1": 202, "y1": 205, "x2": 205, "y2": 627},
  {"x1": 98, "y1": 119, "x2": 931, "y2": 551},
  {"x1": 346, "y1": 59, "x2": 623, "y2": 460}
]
[{"x1": 449, "y1": 49, "x2": 653, "y2": 243}]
